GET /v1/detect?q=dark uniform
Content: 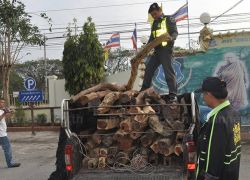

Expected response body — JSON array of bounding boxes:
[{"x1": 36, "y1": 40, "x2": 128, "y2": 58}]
[
  {"x1": 196, "y1": 100, "x2": 241, "y2": 180},
  {"x1": 141, "y1": 15, "x2": 178, "y2": 98}
]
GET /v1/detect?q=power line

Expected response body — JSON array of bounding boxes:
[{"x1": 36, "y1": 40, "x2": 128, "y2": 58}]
[
  {"x1": 28, "y1": 0, "x2": 180, "y2": 14},
  {"x1": 211, "y1": 0, "x2": 245, "y2": 22}
]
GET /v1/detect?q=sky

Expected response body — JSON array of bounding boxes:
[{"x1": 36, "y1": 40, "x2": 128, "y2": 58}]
[{"x1": 19, "y1": 0, "x2": 250, "y2": 61}]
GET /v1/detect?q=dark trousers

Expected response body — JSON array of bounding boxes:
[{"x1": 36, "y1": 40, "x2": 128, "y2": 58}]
[{"x1": 141, "y1": 48, "x2": 177, "y2": 95}]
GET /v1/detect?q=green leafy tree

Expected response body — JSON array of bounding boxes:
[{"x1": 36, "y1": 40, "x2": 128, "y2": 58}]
[
  {"x1": 105, "y1": 48, "x2": 135, "y2": 75},
  {"x1": 0, "y1": 0, "x2": 48, "y2": 104},
  {"x1": 63, "y1": 17, "x2": 105, "y2": 95},
  {"x1": 15, "y1": 59, "x2": 64, "y2": 90}
]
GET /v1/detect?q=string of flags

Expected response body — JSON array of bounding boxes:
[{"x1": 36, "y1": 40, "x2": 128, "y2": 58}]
[{"x1": 104, "y1": 2, "x2": 188, "y2": 60}]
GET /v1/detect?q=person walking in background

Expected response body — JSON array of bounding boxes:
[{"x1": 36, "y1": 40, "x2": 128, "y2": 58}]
[
  {"x1": 0, "y1": 98, "x2": 21, "y2": 168},
  {"x1": 140, "y1": 3, "x2": 178, "y2": 103},
  {"x1": 196, "y1": 77, "x2": 241, "y2": 180}
]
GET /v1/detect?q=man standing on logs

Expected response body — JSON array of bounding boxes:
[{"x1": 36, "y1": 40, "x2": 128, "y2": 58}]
[
  {"x1": 140, "y1": 3, "x2": 178, "y2": 103},
  {"x1": 196, "y1": 77, "x2": 241, "y2": 180}
]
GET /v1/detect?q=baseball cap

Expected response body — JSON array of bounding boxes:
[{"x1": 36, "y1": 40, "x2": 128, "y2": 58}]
[
  {"x1": 148, "y1": 3, "x2": 161, "y2": 13},
  {"x1": 196, "y1": 77, "x2": 227, "y2": 93}
]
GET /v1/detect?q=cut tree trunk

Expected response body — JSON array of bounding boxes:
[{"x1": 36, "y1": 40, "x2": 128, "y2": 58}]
[
  {"x1": 102, "y1": 135, "x2": 114, "y2": 147},
  {"x1": 118, "y1": 90, "x2": 139, "y2": 104},
  {"x1": 91, "y1": 132, "x2": 102, "y2": 145},
  {"x1": 148, "y1": 153, "x2": 159, "y2": 165},
  {"x1": 120, "y1": 118, "x2": 133, "y2": 133},
  {"x1": 174, "y1": 144, "x2": 183, "y2": 156},
  {"x1": 130, "y1": 131, "x2": 142, "y2": 140},
  {"x1": 99, "y1": 148, "x2": 108, "y2": 157},
  {"x1": 113, "y1": 129, "x2": 127, "y2": 141},
  {"x1": 140, "y1": 129, "x2": 157, "y2": 147},
  {"x1": 117, "y1": 136, "x2": 134, "y2": 151},
  {"x1": 87, "y1": 158, "x2": 99, "y2": 169},
  {"x1": 126, "y1": 32, "x2": 171, "y2": 90},
  {"x1": 150, "y1": 138, "x2": 173, "y2": 155},
  {"x1": 78, "y1": 90, "x2": 111, "y2": 106},
  {"x1": 71, "y1": 83, "x2": 126, "y2": 103},
  {"x1": 97, "y1": 118, "x2": 120, "y2": 130},
  {"x1": 98, "y1": 157, "x2": 107, "y2": 168},
  {"x1": 148, "y1": 115, "x2": 174, "y2": 137},
  {"x1": 97, "y1": 92, "x2": 121, "y2": 114},
  {"x1": 176, "y1": 132, "x2": 185, "y2": 144}
]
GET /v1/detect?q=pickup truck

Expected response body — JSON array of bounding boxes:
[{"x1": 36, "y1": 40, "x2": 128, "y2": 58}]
[{"x1": 49, "y1": 92, "x2": 199, "y2": 180}]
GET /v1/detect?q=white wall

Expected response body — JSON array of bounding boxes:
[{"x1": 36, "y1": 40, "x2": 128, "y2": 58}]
[{"x1": 48, "y1": 79, "x2": 70, "y2": 107}]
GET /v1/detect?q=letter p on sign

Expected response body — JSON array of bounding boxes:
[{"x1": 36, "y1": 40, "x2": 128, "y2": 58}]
[{"x1": 24, "y1": 77, "x2": 36, "y2": 90}]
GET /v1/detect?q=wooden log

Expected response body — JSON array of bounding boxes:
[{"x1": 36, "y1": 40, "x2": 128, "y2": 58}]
[
  {"x1": 71, "y1": 83, "x2": 126, "y2": 103},
  {"x1": 172, "y1": 121, "x2": 185, "y2": 131},
  {"x1": 118, "y1": 90, "x2": 139, "y2": 104},
  {"x1": 130, "y1": 131, "x2": 142, "y2": 140},
  {"x1": 78, "y1": 90, "x2": 111, "y2": 106},
  {"x1": 99, "y1": 148, "x2": 108, "y2": 157},
  {"x1": 131, "y1": 119, "x2": 148, "y2": 131},
  {"x1": 97, "y1": 92, "x2": 122, "y2": 114},
  {"x1": 102, "y1": 135, "x2": 113, "y2": 147},
  {"x1": 91, "y1": 132, "x2": 102, "y2": 145},
  {"x1": 113, "y1": 129, "x2": 127, "y2": 141},
  {"x1": 120, "y1": 118, "x2": 133, "y2": 133},
  {"x1": 107, "y1": 154, "x2": 116, "y2": 166},
  {"x1": 115, "y1": 151, "x2": 130, "y2": 165},
  {"x1": 97, "y1": 118, "x2": 120, "y2": 130},
  {"x1": 98, "y1": 157, "x2": 107, "y2": 168},
  {"x1": 143, "y1": 101, "x2": 155, "y2": 114},
  {"x1": 176, "y1": 132, "x2": 185, "y2": 144},
  {"x1": 150, "y1": 138, "x2": 174, "y2": 156},
  {"x1": 87, "y1": 158, "x2": 99, "y2": 169},
  {"x1": 85, "y1": 140, "x2": 97, "y2": 151},
  {"x1": 148, "y1": 115, "x2": 173, "y2": 137},
  {"x1": 148, "y1": 153, "x2": 158, "y2": 165},
  {"x1": 89, "y1": 148, "x2": 100, "y2": 158},
  {"x1": 174, "y1": 144, "x2": 183, "y2": 156},
  {"x1": 117, "y1": 136, "x2": 134, "y2": 151},
  {"x1": 126, "y1": 32, "x2": 171, "y2": 90},
  {"x1": 140, "y1": 129, "x2": 157, "y2": 147}
]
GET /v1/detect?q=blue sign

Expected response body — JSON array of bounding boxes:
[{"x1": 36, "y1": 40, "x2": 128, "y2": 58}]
[
  {"x1": 19, "y1": 90, "x2": 44, "y2": 103},
  {"x1": 24, "y1": 77, "x2": 36, "y2": 91}
]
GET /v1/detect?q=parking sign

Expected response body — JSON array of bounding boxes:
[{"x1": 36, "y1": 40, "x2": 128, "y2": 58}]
[{"x1": 24, "y1": 77, "x2": 36, "y2": 90}]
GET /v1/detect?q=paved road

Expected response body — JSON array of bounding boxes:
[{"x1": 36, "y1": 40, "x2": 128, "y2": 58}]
[
  {"x1": 0, "y1": 131, "x2": 58, "y2": 180},
  {"x1": 0, "y1": 131, "x2": 250, "y2": 180}
]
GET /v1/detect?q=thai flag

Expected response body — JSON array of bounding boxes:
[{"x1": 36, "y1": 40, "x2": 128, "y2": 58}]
[
  {"x1": 105, "y1": 33, "x2": 120, "y2": 48},
  {"x1": 172, "y1": 3, "x2": 188, "y2": 22},
  {"x1": 131, "y1": 24, "x2": 137, "y2": 50}
]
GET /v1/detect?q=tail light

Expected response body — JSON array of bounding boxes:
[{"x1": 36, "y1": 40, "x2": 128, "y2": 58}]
[
  {"x1": 186, "y1": 141, "x2": 196, "y2": 171},
  {"x1": 65, "y1": 144, "x2": 73, "y2": 172}
]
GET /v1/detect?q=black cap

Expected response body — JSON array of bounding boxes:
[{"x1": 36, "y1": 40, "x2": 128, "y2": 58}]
[
  {"x1": 196, "y1": 77, "x2": 227, "y2": 93},
  {"x1": 148, "y1": 3, "x2": 161, "y2": 13}
]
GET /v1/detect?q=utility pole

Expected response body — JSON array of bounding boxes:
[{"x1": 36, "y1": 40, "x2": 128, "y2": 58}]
[{"x1": 44, "y1": 34, "x2": 47, "y2": 103}]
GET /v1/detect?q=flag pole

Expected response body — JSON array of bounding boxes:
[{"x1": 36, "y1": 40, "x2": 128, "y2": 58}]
[
  {"x1": 186, "y1": 0, "x2": 191, "y2": 50},
  {"x1": 135, "y1": 23, "x2": 137, "y2": 52}
]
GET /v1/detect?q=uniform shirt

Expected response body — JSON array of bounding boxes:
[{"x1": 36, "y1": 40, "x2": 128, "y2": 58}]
[
  {"x1": 148, "y1": 15, "x2": 178, "y2": 50},
  {"x1": 196, "y1": 100, "x2": 241, "y2": 180},
  {"x1": 0, "y1": 110, "x2": 7, "y2": 137}
]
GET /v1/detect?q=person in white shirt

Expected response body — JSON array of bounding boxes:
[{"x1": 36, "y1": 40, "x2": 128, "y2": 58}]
[{"x1": 0, "y1": 98, "x2": 21, "y2": 168}]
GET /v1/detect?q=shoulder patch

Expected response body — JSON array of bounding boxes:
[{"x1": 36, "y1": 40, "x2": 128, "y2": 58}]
[{"x1": 170, "y1": 17, "x2": 176, "y2": 23}]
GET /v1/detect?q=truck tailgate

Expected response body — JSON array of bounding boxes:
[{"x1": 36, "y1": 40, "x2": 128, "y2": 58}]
[{"x1": 72, "y1": 166, "x2": 186, "y2": 180}]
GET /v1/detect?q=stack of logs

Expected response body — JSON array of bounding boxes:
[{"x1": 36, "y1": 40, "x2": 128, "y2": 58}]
[{"x1": 71, "y1": 83, "x2": 189, "y2": 169}]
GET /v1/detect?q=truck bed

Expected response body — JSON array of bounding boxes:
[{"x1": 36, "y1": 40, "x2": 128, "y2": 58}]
[{"x1": 72, "y1": 166, "x2": 186, "y2": 180}]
